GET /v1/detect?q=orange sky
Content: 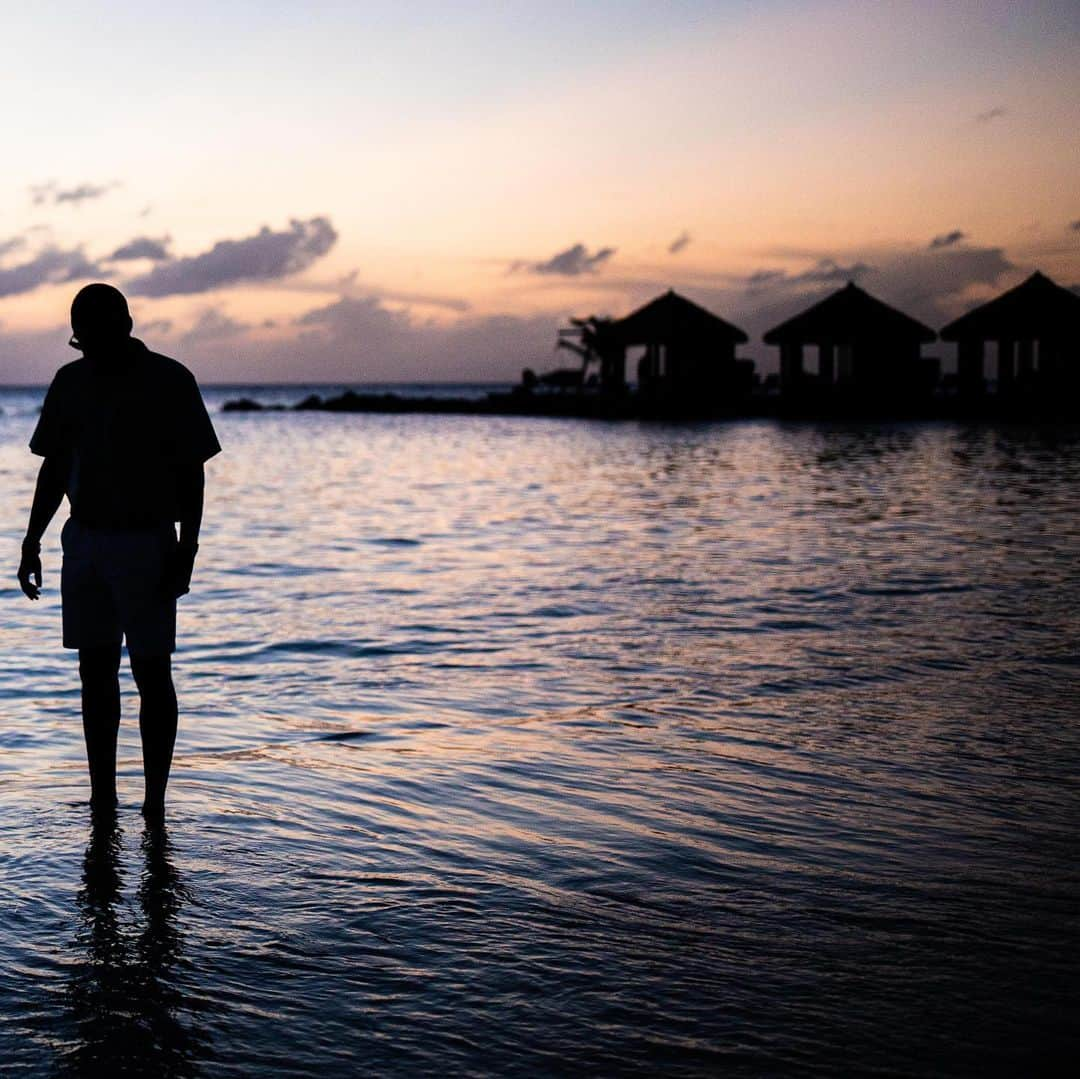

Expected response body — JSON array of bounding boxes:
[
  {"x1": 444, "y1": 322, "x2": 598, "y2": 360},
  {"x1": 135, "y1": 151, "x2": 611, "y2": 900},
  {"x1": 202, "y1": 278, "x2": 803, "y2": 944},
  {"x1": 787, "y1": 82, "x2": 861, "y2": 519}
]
[{"x1": 1, "y1": 0, "x2": 1078, "y2": 381}]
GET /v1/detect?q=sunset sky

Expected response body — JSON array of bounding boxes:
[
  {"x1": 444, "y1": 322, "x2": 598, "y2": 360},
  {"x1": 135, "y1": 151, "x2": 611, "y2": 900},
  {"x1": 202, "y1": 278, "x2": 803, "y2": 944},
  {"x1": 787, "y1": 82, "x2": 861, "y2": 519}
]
[{"x1": 1, "y1": 0, "x2": 1078, "y2": 382}]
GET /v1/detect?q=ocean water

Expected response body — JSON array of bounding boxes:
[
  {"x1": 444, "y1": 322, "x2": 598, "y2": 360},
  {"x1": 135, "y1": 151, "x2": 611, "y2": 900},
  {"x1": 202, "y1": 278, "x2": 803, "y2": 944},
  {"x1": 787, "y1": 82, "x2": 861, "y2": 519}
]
[{"x1": 0, "y1": 388, "x2": 1077, "y2": 1076}]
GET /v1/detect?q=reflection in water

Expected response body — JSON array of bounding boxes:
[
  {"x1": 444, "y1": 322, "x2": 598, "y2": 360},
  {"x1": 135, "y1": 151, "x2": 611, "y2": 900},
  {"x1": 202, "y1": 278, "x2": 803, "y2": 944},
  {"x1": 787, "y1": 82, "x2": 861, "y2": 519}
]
[{"x1": 59, "y1": 816, "x2": 208, "y2": 1077}]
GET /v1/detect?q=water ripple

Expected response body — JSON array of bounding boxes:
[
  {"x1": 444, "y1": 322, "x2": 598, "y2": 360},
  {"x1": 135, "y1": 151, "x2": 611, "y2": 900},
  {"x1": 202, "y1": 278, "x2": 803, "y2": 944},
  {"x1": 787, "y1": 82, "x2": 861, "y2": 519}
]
[{"x1": 0, "y1": 409, "x2": 1077, "y2": 1075}]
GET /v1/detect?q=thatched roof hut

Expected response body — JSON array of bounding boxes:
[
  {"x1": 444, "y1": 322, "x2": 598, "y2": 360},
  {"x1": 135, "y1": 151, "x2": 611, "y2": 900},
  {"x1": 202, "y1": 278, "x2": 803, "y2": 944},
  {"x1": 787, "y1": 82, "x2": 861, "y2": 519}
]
[
  {"x1": 602, "y1": 290, "x2": 752, "y2": 403},
  {"x1": 763, "y1": 282, "x2": 935, "y2": 397},
  {"x1": 764, "y1": 281, "x2": 935, "y2": 346},
  {"x1": 940, "y1": 271, "x2": 1080, "y2": 342},
  {"x1": 939, "y1": 272, "x2": 1080, "y2": 396},
  {"x1": 611, "y1": 289, "x2": 748, "y2": 347}
]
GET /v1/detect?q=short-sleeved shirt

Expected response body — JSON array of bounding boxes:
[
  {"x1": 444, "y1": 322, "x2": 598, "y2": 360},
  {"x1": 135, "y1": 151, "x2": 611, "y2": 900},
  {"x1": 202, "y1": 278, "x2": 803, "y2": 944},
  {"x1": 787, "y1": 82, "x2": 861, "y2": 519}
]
[{"x1": 30, "y1": 338, "x2": 221, "y2": 529}]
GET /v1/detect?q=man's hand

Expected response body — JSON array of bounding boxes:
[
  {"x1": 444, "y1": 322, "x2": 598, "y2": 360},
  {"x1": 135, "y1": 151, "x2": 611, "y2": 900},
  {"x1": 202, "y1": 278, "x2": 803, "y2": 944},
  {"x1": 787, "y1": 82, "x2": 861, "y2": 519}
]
[
  {"x1": 18, "y1": 540, "x2": 42, "y2": 600},
  {"x1": 166, "y1": 541, "x2": 198, "y2": 599}
]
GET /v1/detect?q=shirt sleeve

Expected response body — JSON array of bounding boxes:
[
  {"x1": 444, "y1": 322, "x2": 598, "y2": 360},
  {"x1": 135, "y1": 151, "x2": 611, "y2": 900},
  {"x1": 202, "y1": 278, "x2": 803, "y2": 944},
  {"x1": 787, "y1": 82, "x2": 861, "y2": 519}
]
[
  {"x1": 28, "y1": 375, "x2": 70, "y2": 458},
  {"x1": 173, "y1": 371, "x2": 222, "y2": 463}
]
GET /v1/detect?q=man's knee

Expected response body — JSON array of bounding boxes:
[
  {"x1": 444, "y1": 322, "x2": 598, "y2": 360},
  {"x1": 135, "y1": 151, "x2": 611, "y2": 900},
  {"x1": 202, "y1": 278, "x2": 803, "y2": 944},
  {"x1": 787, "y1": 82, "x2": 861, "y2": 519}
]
[
  {"x1": 79, "y1": 645, "x2": 121, "y2": 686},
  {"x1": 129, "y1": 652, "x2": 174, "y2": 698}
]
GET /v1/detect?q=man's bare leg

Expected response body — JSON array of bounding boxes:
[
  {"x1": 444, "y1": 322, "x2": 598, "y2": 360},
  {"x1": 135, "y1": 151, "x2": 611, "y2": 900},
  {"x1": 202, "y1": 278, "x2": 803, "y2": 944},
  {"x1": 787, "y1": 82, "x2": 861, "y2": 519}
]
[
  {"x1": 78, "y1": 644, "x2": 122, "y2": 811},
  {"x1": 130, "y1": 652, "x2": 178, "y2": 818}
]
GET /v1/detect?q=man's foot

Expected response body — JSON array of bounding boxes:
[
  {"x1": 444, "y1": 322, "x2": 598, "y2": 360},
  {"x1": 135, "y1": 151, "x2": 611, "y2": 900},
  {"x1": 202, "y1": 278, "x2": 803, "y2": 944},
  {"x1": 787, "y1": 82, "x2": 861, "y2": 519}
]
[{"x1": 141, "y1": 799, "x2": 166, "y2": 822}]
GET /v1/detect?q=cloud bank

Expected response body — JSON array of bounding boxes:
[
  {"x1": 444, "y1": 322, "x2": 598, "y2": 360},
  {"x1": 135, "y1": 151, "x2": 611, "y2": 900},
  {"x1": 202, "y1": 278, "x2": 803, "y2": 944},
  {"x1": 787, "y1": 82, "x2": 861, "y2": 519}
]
[
  {"x1": 165, "y1": 241, "x2": 1024, "y2": 382},
  {"x1": 171, "y1": 294, "x2": 556, "y2": 383},
  {"x1": 126, "y1": 217, "x2": 338, "y2": 296},
  {"x1": 745, "y1": 257, "x2": 872, "y2": 292},
  {"x1": 0, "y1": 246, "x2": 101, "y2": 298},
  {"x1": 0, "y1": 208, "x2": 1058, "y2": 385}
]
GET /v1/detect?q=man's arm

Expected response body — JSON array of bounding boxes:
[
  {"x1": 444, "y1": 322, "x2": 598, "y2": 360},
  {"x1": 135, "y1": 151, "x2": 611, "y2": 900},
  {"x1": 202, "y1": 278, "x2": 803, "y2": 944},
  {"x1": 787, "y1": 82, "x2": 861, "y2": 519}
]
[
  {"x1": 18, "y1": 455, "x2": 68, "y2": 600},
  {"x1": 171, "y1": 461, "x2": 205, "y2": 598}
]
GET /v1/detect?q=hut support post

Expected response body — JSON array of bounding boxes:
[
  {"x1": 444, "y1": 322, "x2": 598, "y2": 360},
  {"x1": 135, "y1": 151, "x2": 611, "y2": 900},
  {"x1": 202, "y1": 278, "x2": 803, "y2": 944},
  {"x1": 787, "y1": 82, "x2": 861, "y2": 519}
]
[
  {"x1": 1017, "y1": 339, "x2": 1034, "y2": 380},
  {"x1": 780, "y1": 343, "x2": 803, "y2": 392},
  {"x1": 1042, "y1": 339, "x2": 1065, "y2": 385},
  {"x1": 819, "y1": 343, "x2": 835, "y2": 386},
  {"x1": 1037, "y1": 339, "x2": 1052, "y2": 383},
  {"x1": 958, "y1": 339, "x2": 984, "y2": 396},
  {"x1": 997, "y1": 339, "x2": 1015, "y2": 392},
  {"x1": 602, "y1": 347, "x2": 627, "y2": 391}
]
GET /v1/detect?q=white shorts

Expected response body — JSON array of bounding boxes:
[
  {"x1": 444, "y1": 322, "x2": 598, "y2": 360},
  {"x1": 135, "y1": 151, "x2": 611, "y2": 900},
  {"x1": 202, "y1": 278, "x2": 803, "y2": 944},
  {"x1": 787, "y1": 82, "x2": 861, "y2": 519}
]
[{"x1": 60, "y1": 517, "x2": 178, "y2": 654}]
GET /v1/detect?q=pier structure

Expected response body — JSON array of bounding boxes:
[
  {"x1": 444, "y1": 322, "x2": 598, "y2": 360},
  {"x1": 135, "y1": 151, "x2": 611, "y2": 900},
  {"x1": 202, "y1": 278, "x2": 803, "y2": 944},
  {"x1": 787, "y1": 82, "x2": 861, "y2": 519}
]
[
  {"x1": 939, "y1": 271, "x2": 1080, "y2": 400},
  {"x1": 763, "y1": 282, "x2": 937, "y2": 404}
]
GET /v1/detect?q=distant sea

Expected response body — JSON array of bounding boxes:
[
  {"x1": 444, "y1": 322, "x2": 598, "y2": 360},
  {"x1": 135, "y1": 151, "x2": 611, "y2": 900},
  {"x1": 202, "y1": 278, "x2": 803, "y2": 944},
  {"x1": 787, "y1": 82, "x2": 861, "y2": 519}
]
[
  {"x1": 0, "y1": 385, "x2": 1077, "y2": 1076},
  {"x1": 204, "y1": 382, "x2": 516, "y2": 406},
  {"x1": 0, "y1": 382, "x2": 516, "y2": 417}
]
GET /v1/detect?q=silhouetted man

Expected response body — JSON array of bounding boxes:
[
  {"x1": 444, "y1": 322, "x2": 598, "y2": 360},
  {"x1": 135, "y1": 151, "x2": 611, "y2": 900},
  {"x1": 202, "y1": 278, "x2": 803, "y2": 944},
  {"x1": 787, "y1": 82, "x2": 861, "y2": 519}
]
[{"x1": 18, "y1": 284, "x2": 220, "y2": 818}]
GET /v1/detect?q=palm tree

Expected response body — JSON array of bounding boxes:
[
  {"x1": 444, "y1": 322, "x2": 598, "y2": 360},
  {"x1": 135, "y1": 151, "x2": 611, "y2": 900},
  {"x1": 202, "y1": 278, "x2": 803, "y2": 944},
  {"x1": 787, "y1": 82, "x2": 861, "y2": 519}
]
[{"x1": 556, "y1": 315, "x2": 622, "y2": 390}]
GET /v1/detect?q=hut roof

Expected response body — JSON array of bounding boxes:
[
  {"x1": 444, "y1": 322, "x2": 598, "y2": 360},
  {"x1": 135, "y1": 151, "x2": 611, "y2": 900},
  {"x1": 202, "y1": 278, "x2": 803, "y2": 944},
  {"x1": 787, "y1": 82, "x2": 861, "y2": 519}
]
[
  {"x1": 611, "y1": 289, "x2": 748, "y2": 346},
  {"x1": 939, "y1": 271, "x2": 1080, "y2": 342},
  {"x1": 763, "y1": 281, "x2": 936, "y2": 346}
]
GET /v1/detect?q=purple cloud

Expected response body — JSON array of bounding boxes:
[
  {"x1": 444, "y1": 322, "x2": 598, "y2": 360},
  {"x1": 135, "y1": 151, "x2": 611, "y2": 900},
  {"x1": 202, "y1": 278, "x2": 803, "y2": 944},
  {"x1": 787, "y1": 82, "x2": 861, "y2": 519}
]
[
  {"x1": 929, "y1": 230, "x2": 966, "y2": 249},
  {"x1": 30, "y1": 181, "x2": 117, "y2": 207},
  {"x1": 668, "y1": 231, "x2": 692, "y2": 255},
  {"x1": 745, "y1": 258, "x2": 872, "y2": 292},
  {"x1": 108, "y1": 236, "x2": 171, "y2": 261},
  {"x1": 286, "y1": 294, "x2": 557, "y2": 381},
  {"x1": 126, "y1": 217, "x2": 338, "y2": 296},
  {"x1": 181, "y1": 307, "x2": 252, "y2": 343},
  {"x1": 0, "y1": 247, "x2": 102, "y2": 297},
  {"x1": 524, "y1": 243, "x2": 616, "y2": 276}
]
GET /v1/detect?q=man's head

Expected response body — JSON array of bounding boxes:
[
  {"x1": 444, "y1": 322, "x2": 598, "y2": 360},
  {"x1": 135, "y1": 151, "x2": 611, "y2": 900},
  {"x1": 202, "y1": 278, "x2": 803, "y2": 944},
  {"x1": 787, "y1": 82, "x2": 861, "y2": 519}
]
[{"x1": 70, "y1": 284, "x2": 133, "y2": 354}]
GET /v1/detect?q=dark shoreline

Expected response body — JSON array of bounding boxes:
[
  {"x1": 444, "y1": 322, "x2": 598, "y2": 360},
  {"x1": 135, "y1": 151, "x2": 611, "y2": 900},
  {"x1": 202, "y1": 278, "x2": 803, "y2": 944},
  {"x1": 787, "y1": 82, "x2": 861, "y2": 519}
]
[{"x1": 222, "y1": 388, "x2": 1080, "y2": 423}]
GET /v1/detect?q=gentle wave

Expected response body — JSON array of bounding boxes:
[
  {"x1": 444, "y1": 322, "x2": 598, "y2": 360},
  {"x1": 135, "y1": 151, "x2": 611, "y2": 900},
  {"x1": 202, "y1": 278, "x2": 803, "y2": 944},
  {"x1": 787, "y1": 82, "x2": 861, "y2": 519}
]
[{"x1": 0, "y1": 409, "x2": 1077, "y2": 1076}]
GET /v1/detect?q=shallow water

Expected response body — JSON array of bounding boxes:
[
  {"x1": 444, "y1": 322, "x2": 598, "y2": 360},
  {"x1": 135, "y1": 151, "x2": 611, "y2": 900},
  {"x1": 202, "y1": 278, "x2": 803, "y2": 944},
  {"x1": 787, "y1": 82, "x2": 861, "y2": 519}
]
[{"x1": 0, "y1": 393, "x2": 1078, "y2": 1076}]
